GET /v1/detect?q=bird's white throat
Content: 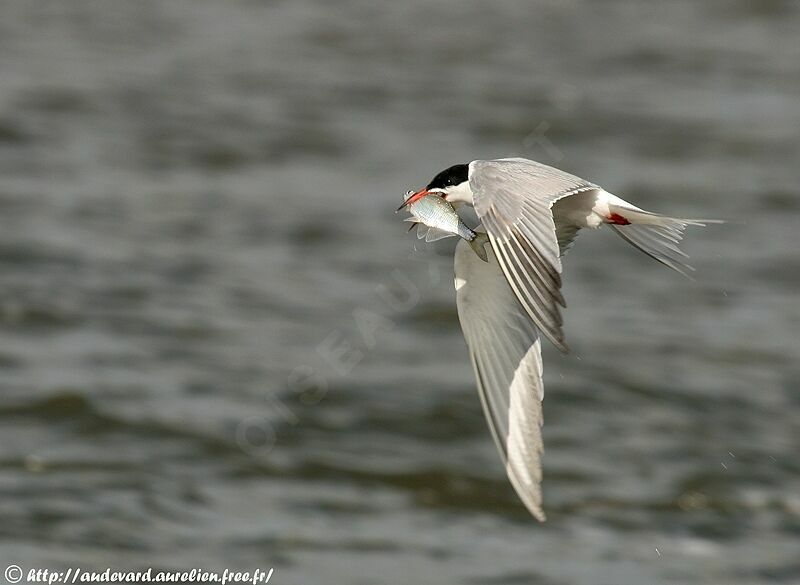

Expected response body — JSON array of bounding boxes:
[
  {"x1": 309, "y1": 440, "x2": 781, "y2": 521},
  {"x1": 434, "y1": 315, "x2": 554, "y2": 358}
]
[{"x1": 443, "y1": 181, "x2": 474, "y2": 206}]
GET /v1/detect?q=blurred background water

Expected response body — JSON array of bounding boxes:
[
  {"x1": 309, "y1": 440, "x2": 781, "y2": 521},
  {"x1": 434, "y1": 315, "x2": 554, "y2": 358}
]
[{"x1": 0, "y1": 1, "x2": 798, "y2": 583}]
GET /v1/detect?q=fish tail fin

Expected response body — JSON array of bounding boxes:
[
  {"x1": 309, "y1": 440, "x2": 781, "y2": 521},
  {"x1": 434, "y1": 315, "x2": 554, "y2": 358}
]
[{"x1": 469, "y1": 232, "x2": 490, "y2": 263}]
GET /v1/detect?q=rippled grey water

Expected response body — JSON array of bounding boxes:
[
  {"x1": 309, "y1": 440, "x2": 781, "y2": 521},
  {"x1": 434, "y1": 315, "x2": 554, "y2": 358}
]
[{"x1": 1, "y1": 1, "x2": 798, "y2": 583}]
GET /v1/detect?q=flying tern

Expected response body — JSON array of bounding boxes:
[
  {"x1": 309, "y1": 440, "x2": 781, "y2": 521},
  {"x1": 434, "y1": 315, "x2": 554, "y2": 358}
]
[{"x1": 402, "y1": 157, "x2": 718, "y2": 520}]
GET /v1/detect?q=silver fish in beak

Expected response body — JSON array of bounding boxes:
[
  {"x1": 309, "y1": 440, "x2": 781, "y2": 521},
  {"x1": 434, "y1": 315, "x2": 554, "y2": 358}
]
[{"x1": 400, "y1": 191, "x2": 489, "y2": 262}]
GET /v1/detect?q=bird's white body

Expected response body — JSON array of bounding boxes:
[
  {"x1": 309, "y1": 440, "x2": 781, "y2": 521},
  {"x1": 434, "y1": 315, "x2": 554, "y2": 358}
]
[
  {"x1": 553, "y1": 189, "x2": 620, "y2": 228},
  {"x1": 406, "y1": 157, "x2": 717, "y2": 521}
]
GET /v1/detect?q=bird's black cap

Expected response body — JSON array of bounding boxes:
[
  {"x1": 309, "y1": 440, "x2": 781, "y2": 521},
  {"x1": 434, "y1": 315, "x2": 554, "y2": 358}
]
[{"x1": 426, "y1": 164, "x2": 468, "y2": 190}]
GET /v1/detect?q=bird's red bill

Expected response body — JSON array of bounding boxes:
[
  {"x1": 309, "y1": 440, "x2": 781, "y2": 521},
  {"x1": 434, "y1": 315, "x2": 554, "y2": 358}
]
[{"x1": 397, "y1": 188, "x2": 430, "y2": 211}]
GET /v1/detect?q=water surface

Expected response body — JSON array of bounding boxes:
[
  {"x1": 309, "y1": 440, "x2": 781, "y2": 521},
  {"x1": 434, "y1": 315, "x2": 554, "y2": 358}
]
[{"x1": 0, "y1": 1, "x2": 798, "y2": 583}]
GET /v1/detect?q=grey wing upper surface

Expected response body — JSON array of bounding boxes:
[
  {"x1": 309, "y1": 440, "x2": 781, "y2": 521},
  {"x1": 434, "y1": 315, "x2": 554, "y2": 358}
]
[
  {"x1": 454, "y1": 237, "x2": 547, "y2": 521},
  {"x1": 468, "y1": 158, "x2": 597, "y2": 351}
]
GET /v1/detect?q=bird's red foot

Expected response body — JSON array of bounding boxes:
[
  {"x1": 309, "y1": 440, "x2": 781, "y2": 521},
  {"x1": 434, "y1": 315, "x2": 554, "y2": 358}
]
[{"x1": 607, "y1": 213, "x2": 631, "y2": 225}]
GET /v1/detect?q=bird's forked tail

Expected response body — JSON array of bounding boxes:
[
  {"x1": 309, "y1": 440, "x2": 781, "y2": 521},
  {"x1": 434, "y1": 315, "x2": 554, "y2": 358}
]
[{"x1": 606, "y1": 204, "x2": 722, "y2": 277}]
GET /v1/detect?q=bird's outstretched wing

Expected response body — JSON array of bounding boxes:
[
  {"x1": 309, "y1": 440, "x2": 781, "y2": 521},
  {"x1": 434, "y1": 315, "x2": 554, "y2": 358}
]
[
  {"x1": 455, "y1": 237, "x2": 547, "y2": 520},
  {"x1": 469, "y1": 158, "x2": 596, "y2": 351}
]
